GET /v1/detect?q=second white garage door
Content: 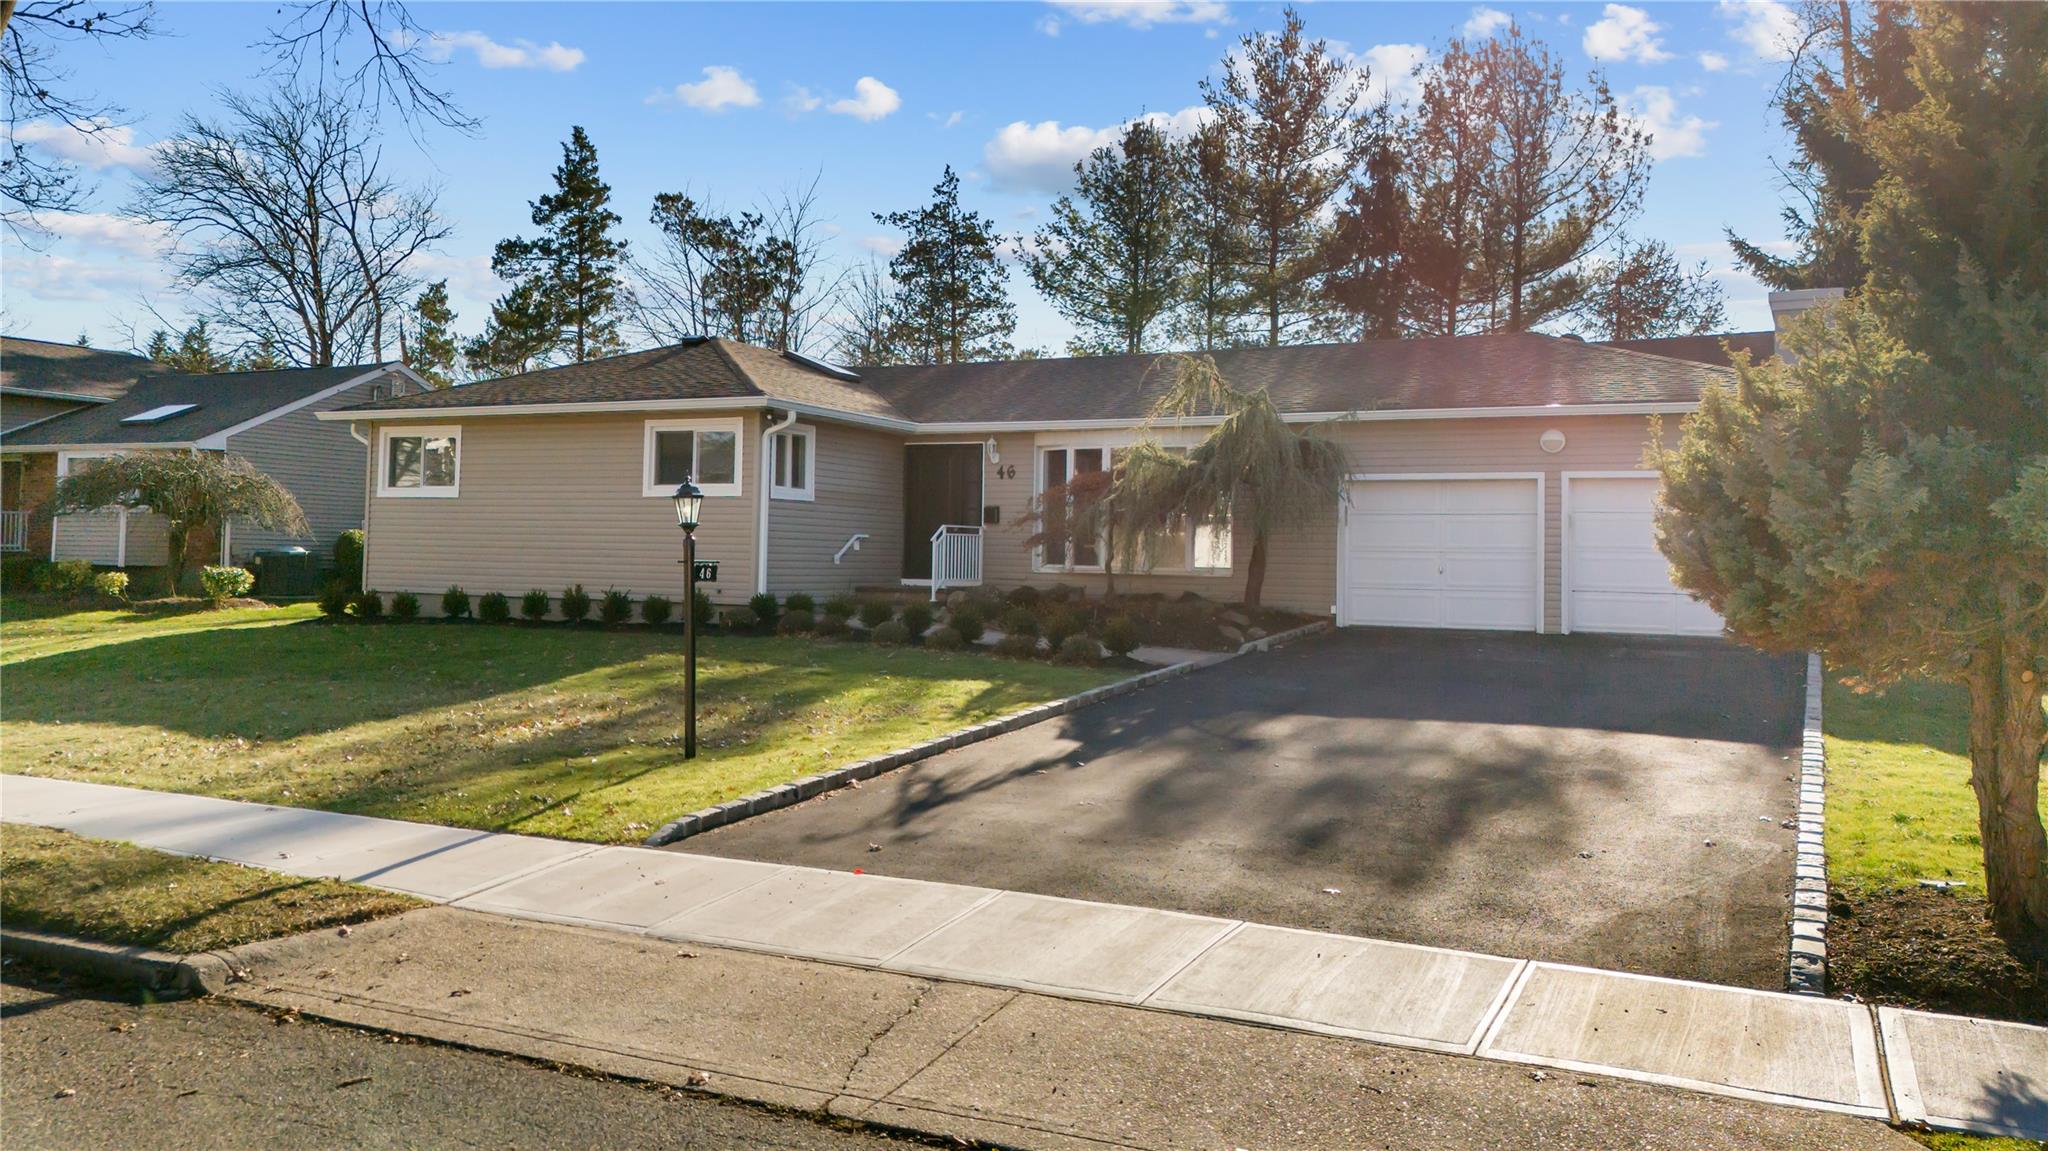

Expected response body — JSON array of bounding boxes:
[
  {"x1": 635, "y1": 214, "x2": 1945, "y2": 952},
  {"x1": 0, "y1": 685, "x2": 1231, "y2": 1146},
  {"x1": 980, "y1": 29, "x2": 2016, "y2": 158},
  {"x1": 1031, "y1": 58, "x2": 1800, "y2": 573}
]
[
  {"x1": 1340, "y1": 476, "x2": 1540, "y2": 631},
  {"x1": 1564, "y1": 475, "x2": 1723, "y2": 636}
]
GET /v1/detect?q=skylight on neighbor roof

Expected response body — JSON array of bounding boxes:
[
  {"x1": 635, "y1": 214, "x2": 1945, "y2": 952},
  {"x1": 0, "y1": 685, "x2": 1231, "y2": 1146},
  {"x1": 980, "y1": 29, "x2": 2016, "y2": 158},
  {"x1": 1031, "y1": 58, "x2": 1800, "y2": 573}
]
[{"x1": 121, "y1": 403, "x2": 198, "y2": 424}]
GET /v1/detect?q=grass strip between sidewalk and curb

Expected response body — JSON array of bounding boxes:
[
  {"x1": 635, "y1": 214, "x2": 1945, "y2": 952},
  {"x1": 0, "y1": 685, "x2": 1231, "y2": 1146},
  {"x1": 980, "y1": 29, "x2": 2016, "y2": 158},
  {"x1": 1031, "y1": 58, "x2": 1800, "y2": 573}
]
[{"x1": 0, "y1": 824, "x2": 423, "y2": 955}]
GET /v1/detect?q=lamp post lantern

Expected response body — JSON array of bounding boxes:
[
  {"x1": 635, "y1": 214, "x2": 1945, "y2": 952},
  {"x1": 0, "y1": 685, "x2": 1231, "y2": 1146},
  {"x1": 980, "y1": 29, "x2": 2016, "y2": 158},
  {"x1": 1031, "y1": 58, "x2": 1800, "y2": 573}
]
[{"x1": 673, "y1": 478, "x2": 704, "y2": 759}]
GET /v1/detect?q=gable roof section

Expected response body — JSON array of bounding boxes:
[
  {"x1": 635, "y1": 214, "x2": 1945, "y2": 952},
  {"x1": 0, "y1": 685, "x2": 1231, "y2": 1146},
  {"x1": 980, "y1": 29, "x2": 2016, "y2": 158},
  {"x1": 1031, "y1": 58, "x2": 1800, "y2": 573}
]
[
  {"x1": 1, "y1": 363, "x2": 397, "y2": 448},
  {"x1": 329, "y1": 332, "x2": 1731, "y2": 429},
  {"x1": 1599, "y1": 331, "x2": 1776, "y2": 368},
  {"x1": 1, "y1": 335, "x2": 163, "y2": 402}
]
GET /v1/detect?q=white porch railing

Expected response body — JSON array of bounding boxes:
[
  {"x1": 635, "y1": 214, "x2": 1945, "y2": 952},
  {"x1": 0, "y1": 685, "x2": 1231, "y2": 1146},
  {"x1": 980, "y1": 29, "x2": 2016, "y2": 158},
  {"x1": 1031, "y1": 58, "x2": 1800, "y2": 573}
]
[
  {"x1": 0, "y1": 510, "x2": 26, "y2": 552},
  {"x1": 928, "y1": 524, "x2": 982, "y2": 600}
]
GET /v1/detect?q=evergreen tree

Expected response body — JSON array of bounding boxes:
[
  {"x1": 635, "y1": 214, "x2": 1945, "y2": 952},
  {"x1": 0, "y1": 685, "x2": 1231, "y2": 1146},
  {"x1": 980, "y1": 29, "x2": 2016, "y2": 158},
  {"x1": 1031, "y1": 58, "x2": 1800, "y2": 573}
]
[
  {"x1": 874, "y1": 167, "x2": 1015, "y2": 364},
  {"x1": 488, "y1": 126, "x2": 628, "y2": 364},
  {"x1": 1201, "y1": 7, "x2": 1375, "y2": 346},
  {"x1": 1399, "y1": 37, "x2": 1496, "y2": 336},
  {"x1": 1023, "y1": 121, "x2": 1191, "y2": 356},
  {"x1": 404, "y1": 280, "x2": 460, "y2": 386},
  {"x1": 1169, "y1": 120, "x2": 1250, "y2": 350},
  {"x1": 464, "y1": 280, "x2": 558, "y2": 380},
  {"x1": 1321, "y1": 115, "x2": 1407, "y2": 341},
  {"x1": 73, "y1": 329, "x2": 90, "y2": 347},
  {"x1": 144, "y1": 329, "x2": 173, "y2": 363},
  {"x1": 1576, "y1": 235, "x2": 1727, "y2": 340},
  {"x1": 238, "y1": 336, "x2": 282, "y2": 371},
  {"x1": 1655, "y1": 3, "x2": 2048, "y2": 948},
  {"x1": 153, "y1": 320, "x2": 226, "y2": 373}
]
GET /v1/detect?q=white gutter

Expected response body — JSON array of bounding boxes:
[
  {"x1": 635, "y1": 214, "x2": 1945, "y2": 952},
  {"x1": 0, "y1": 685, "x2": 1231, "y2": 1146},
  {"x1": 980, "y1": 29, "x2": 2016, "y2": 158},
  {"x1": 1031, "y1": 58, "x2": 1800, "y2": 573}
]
[
  {"x1": 349, "y1": 422, "x2": 370, "y2": 593},
  {"x1": 755, "y1": 408, "x2": 798, "y2": 595},
  {"x1": 314, "y1": 395, "x2": 919, "y2": 435}
]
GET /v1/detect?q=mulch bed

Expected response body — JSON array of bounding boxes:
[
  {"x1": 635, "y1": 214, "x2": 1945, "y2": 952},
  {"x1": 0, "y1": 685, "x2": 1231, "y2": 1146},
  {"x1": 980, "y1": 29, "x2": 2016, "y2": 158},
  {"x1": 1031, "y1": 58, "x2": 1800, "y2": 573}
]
[{"x1": 1827, "y1": 885, "x2": 2047, "y2": 1024}]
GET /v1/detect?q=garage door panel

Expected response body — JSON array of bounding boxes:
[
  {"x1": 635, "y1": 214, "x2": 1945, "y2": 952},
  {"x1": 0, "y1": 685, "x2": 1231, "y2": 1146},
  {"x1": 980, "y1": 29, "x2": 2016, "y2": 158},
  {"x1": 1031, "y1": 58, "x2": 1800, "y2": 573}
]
[
  {"x1": 1352, "y1": 513, "x2": 1447, "y2": 548},
  {"x1": 1442, "y1": 553, "x2": 1535, "y2": 588},
  {"x1": 1438, "y1": 514, "x2": 1537, "y2": 549},
  {"x1": 1341, "y1": 478, "x2": 1539, "y2": 632},
  {"x1": 1442, "y1": 591, "x2": 1539, "y2": 630},
  {"x1": 1351, "y1": 551, "x2": 1444, "y2": 585},
  {"x1": 1348, "y1": 589, "x2": 1443, "y2": 628},
  {"x1": 1566, "y1": 478, "x2": 1724, "y2": 637},
  {"x1": 1437, "y1": 480, "x2": 1535, "y2": 512}
]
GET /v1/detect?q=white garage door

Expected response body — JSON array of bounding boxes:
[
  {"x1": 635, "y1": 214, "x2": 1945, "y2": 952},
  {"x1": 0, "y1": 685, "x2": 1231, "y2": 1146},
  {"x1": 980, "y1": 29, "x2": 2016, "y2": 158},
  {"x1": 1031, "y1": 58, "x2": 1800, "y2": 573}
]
[
  {"x1": 1340, "y1": 477, "x2": 1540, "y2": 631},
  {"x1": 1565, "y1": 476, "x2": 1723, "y2": 636}
]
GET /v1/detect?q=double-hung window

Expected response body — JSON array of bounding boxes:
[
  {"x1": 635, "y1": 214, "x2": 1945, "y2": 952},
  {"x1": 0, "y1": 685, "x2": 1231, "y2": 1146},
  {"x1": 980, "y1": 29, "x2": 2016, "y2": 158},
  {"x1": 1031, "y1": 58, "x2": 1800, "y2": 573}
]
[
  {"x1": 378, "y1": 427, "x2": 460, "y2": 497},
  {"x1": 770, "y1": 424, "x2": 815, "y2": 501},
  {"x1": 1036, "y1": 446, "x2": 1107, "y2": 570},
  {"x1": 642, "y1": 418, "x2": 743, "y2": 498}
]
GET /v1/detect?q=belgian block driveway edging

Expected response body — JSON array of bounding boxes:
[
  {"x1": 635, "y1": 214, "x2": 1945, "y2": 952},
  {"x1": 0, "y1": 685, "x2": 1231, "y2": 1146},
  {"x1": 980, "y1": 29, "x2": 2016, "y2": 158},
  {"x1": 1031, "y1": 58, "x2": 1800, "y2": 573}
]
[
  {"x1": 642, "y1": 619, "x2": 1333, "y2": 847},
  {"x1": 1788, "y1": 651, "x2": 1829, "y2": 996}
]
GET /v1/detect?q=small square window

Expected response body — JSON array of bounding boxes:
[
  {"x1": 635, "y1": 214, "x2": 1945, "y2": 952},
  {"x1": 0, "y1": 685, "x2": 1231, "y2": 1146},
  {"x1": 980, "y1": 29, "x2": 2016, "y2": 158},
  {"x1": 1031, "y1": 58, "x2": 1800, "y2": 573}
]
[
  {"x1": 642, "y1": 419, "x2": 744, "y2": 498},
  {"x1": 378, "y1": 427, "x2": 460, "y2": 498}
]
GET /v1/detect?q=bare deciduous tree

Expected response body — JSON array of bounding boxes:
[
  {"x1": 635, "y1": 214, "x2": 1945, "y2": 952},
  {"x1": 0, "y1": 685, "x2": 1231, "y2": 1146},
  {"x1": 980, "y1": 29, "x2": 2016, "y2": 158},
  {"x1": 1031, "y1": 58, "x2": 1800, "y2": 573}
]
[
  {"x1": 257, "y1": 0, "x2": 477, "y2": 134},
  {"x1": 130, "y1": 87, "x2": 447, "y2": 367},
  {"x1": 0, "y1": 0, "x2": 157, "y2": 234},
  {"x1": 634, "y1": 176, "x2": 841, "y2": 353}
]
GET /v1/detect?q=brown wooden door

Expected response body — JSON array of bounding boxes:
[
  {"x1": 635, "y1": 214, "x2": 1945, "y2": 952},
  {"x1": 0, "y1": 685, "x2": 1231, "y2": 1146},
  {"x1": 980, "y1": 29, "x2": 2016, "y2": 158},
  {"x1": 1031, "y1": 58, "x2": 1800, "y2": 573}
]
[{"x1": 903, "y1": 444, "x2": 983, "y2": 579}]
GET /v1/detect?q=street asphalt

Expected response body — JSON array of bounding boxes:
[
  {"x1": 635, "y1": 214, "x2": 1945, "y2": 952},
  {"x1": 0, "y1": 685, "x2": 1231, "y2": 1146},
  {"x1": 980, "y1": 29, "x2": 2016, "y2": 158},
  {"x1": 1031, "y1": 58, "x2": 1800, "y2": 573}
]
[{"x1": 692, "y1": 627, "x2": 1806, "y2": 987}]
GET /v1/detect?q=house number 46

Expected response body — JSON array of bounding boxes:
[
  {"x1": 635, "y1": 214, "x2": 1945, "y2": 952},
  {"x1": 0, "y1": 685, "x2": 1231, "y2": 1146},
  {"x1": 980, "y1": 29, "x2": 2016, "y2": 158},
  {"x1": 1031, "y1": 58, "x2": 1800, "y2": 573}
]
[{"x1": 995, "y1": 464, "x2": 1017, "y2": 480}]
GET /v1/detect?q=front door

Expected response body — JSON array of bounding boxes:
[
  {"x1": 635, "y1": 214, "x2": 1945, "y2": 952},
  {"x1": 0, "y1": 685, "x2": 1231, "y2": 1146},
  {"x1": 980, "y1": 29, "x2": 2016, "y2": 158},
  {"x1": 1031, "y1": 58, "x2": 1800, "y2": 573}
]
[{"x1": 903, "y1": 444, "x2": 983, "y2": 579}]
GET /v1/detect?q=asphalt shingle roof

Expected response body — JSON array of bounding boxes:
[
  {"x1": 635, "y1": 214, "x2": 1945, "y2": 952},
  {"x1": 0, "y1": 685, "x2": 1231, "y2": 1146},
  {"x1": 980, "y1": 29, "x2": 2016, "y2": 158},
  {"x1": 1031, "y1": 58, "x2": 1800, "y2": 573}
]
[
  {"x1": 1, "y1": 363, "x2": 395, "y2": 447},
  {"x1": 1, "y1": 336, "x2": 162, "y2": 402},
  {"x1": 339, "y1": 332, "x2": 1735, "y2": 427},
  {"x1": 1599, "y1": 331, "x2": 1776, "y2": 369}
]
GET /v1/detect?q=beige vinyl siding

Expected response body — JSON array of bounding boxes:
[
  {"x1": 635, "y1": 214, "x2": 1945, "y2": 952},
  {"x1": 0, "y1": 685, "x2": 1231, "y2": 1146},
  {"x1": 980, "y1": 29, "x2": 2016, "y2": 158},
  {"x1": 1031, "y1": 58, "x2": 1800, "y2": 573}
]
[
  {"x1": 49, "y1": 451, "x2": 170, "y2": 567},
  {"x1": 361, "y1": 410, "x2": 762, "y2": 609},
  {"x1": 223, "y1": 371, "x2": 408, "y2": 560},
  {"x1": 764, "y1": 421, "x2": 904, "y2": 597},
  {"x1": 2, "y1": 395, "x2": 86, "y2": 433}
]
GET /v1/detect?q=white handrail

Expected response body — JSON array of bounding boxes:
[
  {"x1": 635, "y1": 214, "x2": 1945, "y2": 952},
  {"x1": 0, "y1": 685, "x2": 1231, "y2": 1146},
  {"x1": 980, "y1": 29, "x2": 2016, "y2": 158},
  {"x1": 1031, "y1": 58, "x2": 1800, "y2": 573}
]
[
  {"x1": 833, "y1": 533, "x2": 869, "y2": 565},
  {"x1": 0, "y1": 510, "x2": 26, "y2": 552},
  {"x1": 928, "y1": 524, "x2": 983, "y2": 601}
]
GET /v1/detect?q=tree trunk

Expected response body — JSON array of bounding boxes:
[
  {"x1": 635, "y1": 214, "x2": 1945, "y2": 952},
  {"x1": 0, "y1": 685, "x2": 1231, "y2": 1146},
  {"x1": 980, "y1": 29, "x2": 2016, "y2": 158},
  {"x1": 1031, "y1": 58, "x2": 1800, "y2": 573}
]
[
  {"x1": 1962, "y1": 634, "x2": 2048, "y2": 953},
  {"x1": 165, "y1": 522, "x2": 190, "y2": 597},
  {"x1": 1243, "y1": 532, "x2": 1269, "y2": 609}
]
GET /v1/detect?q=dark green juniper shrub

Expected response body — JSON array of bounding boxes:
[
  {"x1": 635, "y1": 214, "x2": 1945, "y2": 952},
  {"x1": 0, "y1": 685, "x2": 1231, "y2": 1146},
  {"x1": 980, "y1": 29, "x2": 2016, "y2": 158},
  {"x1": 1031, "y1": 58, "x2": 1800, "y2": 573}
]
[
  {"x1": 858, "y1": 598, "x2": 894, "y2": 629},
  {"x1": 521, "y1": 588, "x2": 552, "y2": 621},
  {"x1": 600, "y1": 588, "x2": 634, "y2": 626},
  {"x1": 478, "y1": 591, "x2": 512, "y2": 624},
  {"x1": 899, "y1": 601, "x2": 934, "y2": 638},
  {"x1": 641, "y1": 593, "x2": 673, "y2": 626},
  {"x1": 390, "y1": 591, "x2": 421, "y2": 620},
  {"x1": 441, "y1": 585, "x2": 471, "y2": 619},
  {"x1": 559, "y1": 584, "x2": 592, "y2": 623},
  {"x1": 949, "y1": 606, "x2": 986, "y2": 644}
]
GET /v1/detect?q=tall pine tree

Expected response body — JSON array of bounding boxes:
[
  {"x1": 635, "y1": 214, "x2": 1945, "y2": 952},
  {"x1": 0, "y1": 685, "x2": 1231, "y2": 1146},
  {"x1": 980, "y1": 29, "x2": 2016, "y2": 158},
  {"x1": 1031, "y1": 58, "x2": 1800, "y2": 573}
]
[
  {"x1": 1170, "y1": 120, "x2": 1250, "y2": 350},
  {"x1": 1321, "y1": 111, "x2": 1407, "y2": 341},
  {"x1": 1022, "y1": 120, "x2": 1190, "y2": 356},
  {"x1": 875, "y1": 167, "x2": 1015, "y2": 364},
  {"x1": 488, "y1": 126, "x2": 628, "y2": 364},
  {"x1": 402, "y1": 280, "x2": 460, "y2": 386}
]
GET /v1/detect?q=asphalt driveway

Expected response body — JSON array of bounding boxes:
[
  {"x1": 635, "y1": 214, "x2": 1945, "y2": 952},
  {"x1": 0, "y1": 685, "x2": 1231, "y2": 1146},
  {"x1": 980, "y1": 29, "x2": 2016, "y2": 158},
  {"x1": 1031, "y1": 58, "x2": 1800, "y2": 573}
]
[{"x1": 688, "y1": 629, "x2": 1804, "y2": 989}]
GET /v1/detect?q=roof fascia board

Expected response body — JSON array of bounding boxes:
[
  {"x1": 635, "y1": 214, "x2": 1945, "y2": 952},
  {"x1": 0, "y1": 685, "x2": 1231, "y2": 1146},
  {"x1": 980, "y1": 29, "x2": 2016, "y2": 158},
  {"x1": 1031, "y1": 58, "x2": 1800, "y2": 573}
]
[
  {"x1": 316, "y1": 395, "x2": 777, "y2": 422},
  {"x1": 0, "y1": 440, "x2": 201, "y2": 453},
  {"x1": 196, "y1": 365, "x2": 398, "y2": 449}
]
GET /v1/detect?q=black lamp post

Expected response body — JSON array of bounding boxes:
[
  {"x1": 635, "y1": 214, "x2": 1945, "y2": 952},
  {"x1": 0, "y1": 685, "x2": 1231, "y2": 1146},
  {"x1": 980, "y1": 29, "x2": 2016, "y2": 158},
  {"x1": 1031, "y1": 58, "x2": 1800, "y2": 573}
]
[{"x1": 673, "y1": 477, "x2": 704, "y2": 759}]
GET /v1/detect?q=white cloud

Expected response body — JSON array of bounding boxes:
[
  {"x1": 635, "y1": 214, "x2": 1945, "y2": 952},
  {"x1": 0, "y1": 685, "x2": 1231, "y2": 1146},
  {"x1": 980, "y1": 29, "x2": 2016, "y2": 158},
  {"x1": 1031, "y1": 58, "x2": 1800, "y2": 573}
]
[
  {"x1": 13, "y1": 118, "x2": 155, "y2": 172},
  {"x1": 933, "y1": 110, "x2": 965, "y2": 129},
  {"x1": 657, "y1": 66, "x2": 760, "y2": 111},
  {"x1": 1044, "y1": 1, "x2": 1230, "y2": 30},
  {"x1": 38, "y1": 211, "x2": 170, "y2": 257},
  {"x1": 1698, "y1": 50, "x2": 1730, "y2": 72},
  {"x1": 856, "y1": 234, "x2": 904, "y2": 258},
  {"x1": 1358, "y1": 43, "x2": 1429, "y2": 105},
  {"x1": 1463, "y1": 6, "x2": 1512, "y2": 38},
  {"x1": 1583, "y1": 4, "x2": 1673, "y2": 63},
  {"x1": 982, "y1": 106, "x2": 1211, "y2": 194},
  {"x1": 2, "y1": 212, "x2": 173, "y2": 304},
  {"x1": 421, "y1": 30, "x2": 584, "y2": 71},
  {"x1": 786, "y1": 86, "x2": 823, "y2": 114},
  {"x1": 1719, "y1": 0, "x2": 1800, "y2": 61},
  {"x1": 1625, "y1": 85, "x2": 1716, "y2": 160},
  {"x1": 828, "y1": 77, "x2": 902, "y2": 122}
]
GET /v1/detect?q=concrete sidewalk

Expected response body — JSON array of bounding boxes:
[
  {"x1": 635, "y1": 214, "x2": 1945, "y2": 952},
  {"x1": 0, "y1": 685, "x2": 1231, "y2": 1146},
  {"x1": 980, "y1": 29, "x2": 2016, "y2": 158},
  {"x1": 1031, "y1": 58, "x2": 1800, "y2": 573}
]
[{"x1": 4, "y1": 772, "x2": 2043, "y2": 1142}]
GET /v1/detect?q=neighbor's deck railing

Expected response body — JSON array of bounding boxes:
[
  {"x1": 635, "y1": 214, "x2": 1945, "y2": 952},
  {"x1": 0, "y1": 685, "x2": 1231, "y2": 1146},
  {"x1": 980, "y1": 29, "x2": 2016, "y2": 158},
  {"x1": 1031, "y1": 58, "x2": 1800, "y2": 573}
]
[
  {"x1": 0, "y1": 510, "x2": 26, "y2": 552},
  {"x1": 928, "y1": 524, "x2": 982, "y2": 600}
]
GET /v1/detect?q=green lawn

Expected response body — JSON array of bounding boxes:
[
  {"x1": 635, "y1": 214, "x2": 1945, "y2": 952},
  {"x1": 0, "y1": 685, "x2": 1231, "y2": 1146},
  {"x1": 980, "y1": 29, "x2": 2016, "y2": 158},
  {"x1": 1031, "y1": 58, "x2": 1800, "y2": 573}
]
[
  {"x1": 0, "y1": 599, "x2": 1118, "y2": 843},
  {"x1": 1, "y1": 824, "x2": 422, "y2": 953}
]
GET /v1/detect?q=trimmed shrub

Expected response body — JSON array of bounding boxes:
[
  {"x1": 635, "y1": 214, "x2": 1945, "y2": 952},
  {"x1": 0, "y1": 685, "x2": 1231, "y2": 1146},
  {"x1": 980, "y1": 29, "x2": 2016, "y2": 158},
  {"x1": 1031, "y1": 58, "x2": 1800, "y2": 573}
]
[
  {"x1": 441, "y1": 585, "x2": 472, "y2": 619},
  {"x1": 821, "y1": 594, "x2": 857, "y2": 620},
  {"x1": 317, "y1": 579, "x2": 352, "y2": 619},
  {"x1": 924, "y1": 625, "x2": 965, "y2": 651},
  {"x1": 521, "y1": 588, "x2": 551, "y2": 621},
  {"x1": 334, "y1": 529, "x2": 365, "y2": 587},
  {"x1": 1, "y1": 555, "x2": 41, "y2": 589},
  {"x1": 1001, "y1": 606, "x2": 1039, "y2": 637},
  {"x1": 600, "y1": 588, "x2": 634, "y2": 626},
  {"x1": 693, "y1": 589, "x2": 715, "y2": 626},
  {"x1": 776, "y1": 608, "x2": 815, "y2": 635},
  {"x1": 35, "y1": 559, "x2": 95, "y2": 595},
  {"x1": 1041, "y1": 607, "x2": 1085, "y2": 649},
  {"x1": 994, "y1": 633, "x2": 1041, "y2": 660},
  {"x1": 899, "y1": 601, "x2": 934, "y2": 638},
  {"x1": 1055, "y1": 633, "x2": 1101, "y2": 665},
  {"x1": 1101, "y1": 614, "x2": 1141, "y2": 657},
  {"x1": 748, "y1": 592, "x2": 780, "y2": 630},
  {"x1": 559, "y1": 584, "x2": 591, "y2": 623},
  {"x1": 871, "y1": 619, "x2": 911, "y2": 646},
  {"x1": 353, "y1": 589, "x2": 383, "y2": 619},
  {"x1": 641, "y1": 593, "x2": 673, "y2": 626},
  {"x1": 723, "y1": 605, "x2": 757, "y2": 630},
  {"x1": 201, "y1": 565, "x2": 255, "y2": 605},
  {"x1": 391, "y1": 591, "x2": 421, "y2": 620},
  {"x1": 1005, "y1": 585, "x2": 1042, "y2": 608},
  {"x1": 949, "y1": 606, "x2": 986, "y2": 644},
  {"x1": 858, "y1": 598, "x2": 895, "y2": 629},
  {"x1": 93, "y1": 570, "x2": 130, "y2": 602},
  {"x1": 814, "y1": 612, "x2": 850, "y2": 638},
  {"x1": 784, "y1": 592, "x2": 815, "y2": 614},
  {"x1": 478, "y1": 591, "x2": 511, "y2": 624}
]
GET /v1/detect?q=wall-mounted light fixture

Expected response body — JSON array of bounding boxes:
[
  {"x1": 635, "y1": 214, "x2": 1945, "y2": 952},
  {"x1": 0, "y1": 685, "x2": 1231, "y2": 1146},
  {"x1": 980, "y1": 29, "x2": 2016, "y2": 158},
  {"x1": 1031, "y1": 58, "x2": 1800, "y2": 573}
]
[{"x1": 1539, "y1": 428, "x2": 1567, "y2": 454}]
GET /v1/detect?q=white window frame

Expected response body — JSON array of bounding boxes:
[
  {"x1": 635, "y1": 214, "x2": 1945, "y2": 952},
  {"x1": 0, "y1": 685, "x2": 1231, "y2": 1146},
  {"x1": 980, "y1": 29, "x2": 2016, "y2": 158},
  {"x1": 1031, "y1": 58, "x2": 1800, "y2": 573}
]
[
  {"x1": 769, "y1": 423, "x2": 816, "y2": 502},
  {"x1": 642, "y1": 417, "x2": 745, "y2": 499},
  {"x1": 1032, "y1": 441, "x2": 1233, "y2": 576},
  {"x1": 376, "y1": 425, "x2": 462, "y2": 499}
]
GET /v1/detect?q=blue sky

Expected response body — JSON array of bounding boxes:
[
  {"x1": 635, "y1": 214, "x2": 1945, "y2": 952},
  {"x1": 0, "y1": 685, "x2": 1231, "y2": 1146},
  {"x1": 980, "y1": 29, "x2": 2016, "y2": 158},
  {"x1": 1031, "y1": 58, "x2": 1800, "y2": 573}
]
[{"x1": 1, "y1": 0, "x2": 1806, "y2": 358}]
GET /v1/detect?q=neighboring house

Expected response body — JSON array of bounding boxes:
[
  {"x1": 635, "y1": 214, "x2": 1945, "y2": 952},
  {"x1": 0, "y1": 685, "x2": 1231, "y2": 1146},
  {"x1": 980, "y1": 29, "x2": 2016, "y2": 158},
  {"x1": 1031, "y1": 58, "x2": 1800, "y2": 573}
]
[
  {"x1": 1599, "y1": 331, "x2": 1777, "y2": 368},
  {"x1": 1, "y1": 356, "x2": 432, "y2": 569},
  {"x1": 314, "y1": 299, "x2": 1789, "y2": 640},
  {"x1": 1, "y1": 337, "x2": 166, "y2": 552}
]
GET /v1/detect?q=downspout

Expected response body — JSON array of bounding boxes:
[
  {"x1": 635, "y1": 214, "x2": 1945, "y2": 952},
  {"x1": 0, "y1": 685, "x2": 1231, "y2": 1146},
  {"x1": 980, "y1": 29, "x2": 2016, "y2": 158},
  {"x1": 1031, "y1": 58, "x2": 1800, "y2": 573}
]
[
  {"x1": 756, "y1": 408, "x2": 798, "y2": 596},
  {"x1": 350, "y1": 422, "x2": 371, "y2": 593}
]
